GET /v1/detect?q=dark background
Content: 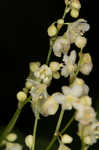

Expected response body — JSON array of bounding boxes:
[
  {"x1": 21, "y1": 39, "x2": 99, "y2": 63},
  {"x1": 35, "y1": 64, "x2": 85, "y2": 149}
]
[{"x1": 0, "y1": 0, "x2": 99, "y2": 149}]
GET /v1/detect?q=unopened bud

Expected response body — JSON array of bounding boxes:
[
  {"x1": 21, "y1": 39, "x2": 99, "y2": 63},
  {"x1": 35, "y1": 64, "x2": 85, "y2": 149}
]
[
  {"x1": 48, "y1": 24, "x2": 57, "y2": 37},
  {"x1": 71, "y1": 0, "x2": 81, "y2": 9},
  {"x1": 29, "y1": 62, "x2": 40, "y2": 72},
  {"x1": 25, "y1": 135, "x2": 33, "y2": 149},
  {"x1": 61, "y1": 134, "x2": 73, "y2": 144},
  {"x1": 75, "y1": 36, "x2": 87, "y2": 49},
  {"x1": 17, "y1": 91, "x2": 27, "y2": 102},
  {"x1": 6, "y1": 133, "x2": 17, "y2": 142},
  {"x1": 70, "y1": 8, "x2": 79, "y2": 18}
]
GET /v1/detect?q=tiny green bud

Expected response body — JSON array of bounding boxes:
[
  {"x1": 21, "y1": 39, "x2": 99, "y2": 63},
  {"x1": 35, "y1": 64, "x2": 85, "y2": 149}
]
[{"x1": 17, "y1": 91, "x2": 27, "y2": 102}]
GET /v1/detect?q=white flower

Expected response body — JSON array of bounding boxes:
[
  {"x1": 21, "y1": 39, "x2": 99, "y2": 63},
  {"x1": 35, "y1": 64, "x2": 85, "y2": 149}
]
[
  {"x1": 53, "y1": 36, "x2": 70, "y2": 57},
  {"x1": 30, "y1": 82, "x2": 48, "y2": 101},
  {"x1": 78, "y1": 121, "x2": 99, "y2": 145},
  {"x1": 75, "y1": 106, "x2": 96, "y2": 125},
  {"x1": 34, "y1": 64, "x2": 52, "y2": 85},
  {"x1": 53, "y1": 83, "x2": 83, "y2": 110},
  {"x1": 66, "y1": 19, "x2": 90, "y2": 43},
  {"x1": 61, "y1": 50, "x2": 77, "y2": 78},
  {"x1": 70, "y1": 78, "x2": 89, "y2": 96},
  {"x1": 40, "y1": 95, "x2": 59, "y2": 116}
]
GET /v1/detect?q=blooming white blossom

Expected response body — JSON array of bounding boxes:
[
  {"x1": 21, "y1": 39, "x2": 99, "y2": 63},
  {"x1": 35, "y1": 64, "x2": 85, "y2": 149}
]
[
  {"x1": 34, "y1": 64, "x2": 52, "y2": 85},
  {"x1": 30, "y1": 81, "x2": 48, "y2": 101},
  {"x1": 49, "y1": 61, "x2": 62, "y2": 79},
  {"x1": 66, "y1": 19, "x2": 90, "y2": 44},
  {"x1": 75, "y1": 106, "x2": 96, "y2": 125},
  {"x1": 70, "y1": 77, "x2": 89, "y2": 96},
  {"x1": 61, "y1": 50, "x2": 77, "y2": 78},
  {"x1": 53, "y1": 83, "x2": 84, "y2": 110},
  {"x1": 78, "y1": 121, "x2": 99, "y2": 145},
  {"x1": 40, "y1": 95, "x2": 59, "y2": 116},
  {"x1": 53, "y1": 36, "x2": 70, "y2": 57}
]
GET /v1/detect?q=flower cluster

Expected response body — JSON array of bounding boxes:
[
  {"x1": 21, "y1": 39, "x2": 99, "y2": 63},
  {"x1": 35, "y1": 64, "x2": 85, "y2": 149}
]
[{"x1": 2, "y1": 0, "x2": 97, "y2": 150}]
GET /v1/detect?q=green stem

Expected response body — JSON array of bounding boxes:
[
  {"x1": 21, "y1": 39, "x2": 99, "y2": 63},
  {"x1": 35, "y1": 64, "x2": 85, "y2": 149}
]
[
  {"x1": 81, "y1": 137, "x2": 86, "y2": 150},
  {"x1": 61, "y1": 113, "x2": 75, "y2": 134},
  {"x1": 55, "y1": 109, "x2": 65, "y2": 134},
  {"x1": 46, "y1": 112, "x2": 75, "y2": 150},
  {"x1": 46, "y1": 6, "x2": 68, "y2": 66},
  {"x1": 0, "y1": 96, "x2": 31, "y2": 145},
  {"x1": 32, "y1": 113, "x2": 39, "y2": 150},
  {"x1": 46, "y1": 109, "x2": 64, "y2": 150},
  {"x1": 46, "y1": 44, "x2": 53, "y2": 65}
]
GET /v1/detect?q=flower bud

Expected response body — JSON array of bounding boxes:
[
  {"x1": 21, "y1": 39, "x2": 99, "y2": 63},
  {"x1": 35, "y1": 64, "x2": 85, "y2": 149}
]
[
  {"x1": 40, "y1": 96, "x2": 59, "y2": 116},
  {"x1": 71, "y1": 77, "x2": 84, "y2": 87},
  {"x1": 70, "y1": 8, "x2": 79, "y2": 18},
  {"x1": 80, "y1": 53, "x2": 93, "y2": 75},
  {"x1": 50, "y1": 62, "x2": 62, "y2": 72},
  {"x1": 53, "y1": 71, "x2": 60, "y2": 79},
  {"x1": 80, "y1": 96, "x2": 92, "y2": 106},
  {"x1": 25, "y1": 81, "x2": 33, "y2": 89},
  {"x1": 17, "y1": 91, "x2": 27, "y2": 102},
  {"x1": 48, "y1": 24, "x2": 57, "y2": 37},
  {"x1": 71, "y1": 0, "x2": 81, "y2": 9},
  {"x1": 61, "y1": 134, "x2": 73, "y2": 144},
  {"x1": 75, "y1": 36, "x2": 87, "y2": 49},
  {"x1": 25, "y1": 135, "x2": 33, "y2": 149},
  {"x1": 6, "y1": 133, "x2": 17, "y2": 142},
  {"x1": 57, "y1": 19, "x2": 64, "y2": 25},
  {"x1": 29, "y1": 62, "x2": 40, "y2": 72}
]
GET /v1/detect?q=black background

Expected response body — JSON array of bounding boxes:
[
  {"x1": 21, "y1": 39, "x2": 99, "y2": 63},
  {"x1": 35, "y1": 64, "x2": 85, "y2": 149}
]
[{"x1": 0, "y1": 0, "x2": 99, "y2": 149}]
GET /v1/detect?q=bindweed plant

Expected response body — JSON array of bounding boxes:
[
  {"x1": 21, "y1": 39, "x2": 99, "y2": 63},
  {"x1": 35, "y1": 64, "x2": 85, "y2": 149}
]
[{"x1": 0, "y1": 0, "x2": 99, "y2": 150}]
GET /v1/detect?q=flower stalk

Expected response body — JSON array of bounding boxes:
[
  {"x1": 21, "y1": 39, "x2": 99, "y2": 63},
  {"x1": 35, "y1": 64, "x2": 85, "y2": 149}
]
[{"x1": 0, "y1": 96, "x2": 31, "y2": 145}]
